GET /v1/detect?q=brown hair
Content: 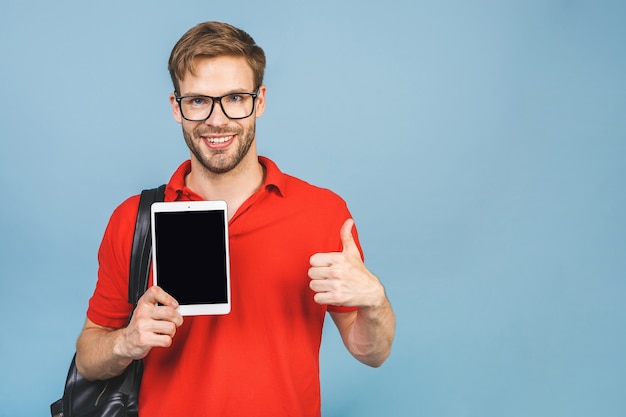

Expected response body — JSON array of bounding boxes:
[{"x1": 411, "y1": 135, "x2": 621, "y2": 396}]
[{"x1": 168, "y1": 21, "x2": 266, "y2": 94}]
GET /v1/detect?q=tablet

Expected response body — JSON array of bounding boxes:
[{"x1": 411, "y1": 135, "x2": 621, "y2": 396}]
[{"x1": 150, "y1": 200, "x2": 230, "y2": 315}]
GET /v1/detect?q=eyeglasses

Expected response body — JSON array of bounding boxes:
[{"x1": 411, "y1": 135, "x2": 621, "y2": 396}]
[{"x1": 174, "y1": 91, "x2": 259, "y2": 121}]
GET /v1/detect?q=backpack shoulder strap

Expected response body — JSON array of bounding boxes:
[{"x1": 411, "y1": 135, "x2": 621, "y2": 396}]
[{"x1": 128, "y1": 184, "x2": 166, "y2": 305}]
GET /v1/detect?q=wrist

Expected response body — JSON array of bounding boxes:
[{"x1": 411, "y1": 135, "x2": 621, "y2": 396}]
[
  {"x1": 112, "y1": 328, "x2": 134, "y2": 366},
  {"x1": 359, "y1": 289, "x2": 389, "y2": 319},
  {"x1": 364, "y1": 279, "x2": 388, "y2": 310}
]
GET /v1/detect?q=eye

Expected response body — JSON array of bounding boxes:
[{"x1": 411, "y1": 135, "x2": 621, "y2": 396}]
[
  {"x1": 225, "y1": 94, "x2": 244, "y2": 104},
  {"x1": 185, "y1": 96, "x2": 210, "y2": 107}
]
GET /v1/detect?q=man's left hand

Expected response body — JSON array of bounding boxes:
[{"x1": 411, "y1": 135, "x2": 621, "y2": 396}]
[{"x1": 308, "y1": 219, "x2": 385, "y2": 308}]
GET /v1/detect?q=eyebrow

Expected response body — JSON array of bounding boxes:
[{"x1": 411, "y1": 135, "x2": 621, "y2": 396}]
[{"x1": 180, "y1": 88, "x2": 256, "y2": 97}]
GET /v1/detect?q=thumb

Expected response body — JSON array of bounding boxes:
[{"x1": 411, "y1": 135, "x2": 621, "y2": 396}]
[
  {"x1": 141, "y1": 286, "x2": 179, "y2": 309},
  {"x1": 340, "y1": 218, "x2": 358, "y2": 254}
]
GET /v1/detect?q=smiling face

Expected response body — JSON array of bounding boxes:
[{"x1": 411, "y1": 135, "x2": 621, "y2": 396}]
[{"x1": 170, "y1": 56, "x2": 266, "y2": 175}]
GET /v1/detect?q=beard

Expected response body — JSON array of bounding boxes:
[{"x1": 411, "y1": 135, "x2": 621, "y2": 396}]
[{"x1": 182, "y1": 121, "x2": 256, "y2": 174}]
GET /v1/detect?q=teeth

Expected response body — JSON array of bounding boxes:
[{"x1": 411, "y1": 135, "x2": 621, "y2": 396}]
[{"x1": 209, "y1": 136, "x2": 232, "y2": 144}]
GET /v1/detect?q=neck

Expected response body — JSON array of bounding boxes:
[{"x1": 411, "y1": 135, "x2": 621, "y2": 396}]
[{"x1": 185, "y1": 153, "x2": 265, "y2": 219}]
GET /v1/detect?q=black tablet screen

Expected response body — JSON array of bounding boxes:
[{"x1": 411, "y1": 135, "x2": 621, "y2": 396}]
[{"x1": 153, "y1": 209, "x2": 228, "y2": 305}]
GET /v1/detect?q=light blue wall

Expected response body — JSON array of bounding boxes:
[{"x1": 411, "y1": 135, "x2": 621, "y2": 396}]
[{"x1": 1, "y1": 1, "x2": 625, "y2": 416}]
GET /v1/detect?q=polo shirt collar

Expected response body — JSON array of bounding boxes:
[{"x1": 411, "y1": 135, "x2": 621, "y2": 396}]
[
  {"x1": 164, "y1": 156, "x2": 286, "y2": 202},
  {"x1": 258, "y1": 155, "x2": 286, "y2": 197}
]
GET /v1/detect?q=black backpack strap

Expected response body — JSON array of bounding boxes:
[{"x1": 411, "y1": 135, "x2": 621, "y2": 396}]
[{"x1": 128, "y1": 184, "x2": 166, "y2": 305}]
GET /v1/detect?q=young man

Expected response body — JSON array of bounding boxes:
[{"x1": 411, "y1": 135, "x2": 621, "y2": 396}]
[{"x1": 75, "y1": 21, "x2": 395, "y2": 416}]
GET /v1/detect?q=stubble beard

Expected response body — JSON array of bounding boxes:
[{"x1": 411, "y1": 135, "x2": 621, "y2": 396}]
[{"x1": 182, "y1": 122, "x2": 256, "y2": 174}]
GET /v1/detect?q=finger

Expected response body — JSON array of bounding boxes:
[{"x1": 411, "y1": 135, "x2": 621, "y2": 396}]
[
  {"x1": 147, "y1": 319, "x2": 179, "y2": 338},
  {"x1": 309, "y1": 279, "x2": 339, "y2": 306},
  {"x1": 313, "y1": 292, "x2": 333, "y2": 306},
  {"x1": 138, "y1": 331, "x2": 176, "y2": 350},
  {"x1": 151, "y1": 304, "x2": 184, "y2": 325},
  {"x1": 309, "y1": 252, "x2": 335, "y2": 268},
  {"x1": 308, "y1": 265, "x2": 332, "y2": 282},
  {"x1": 140, "y1": 285, "x2": 179, "y2": 308},
  {"x1": 312, "y1": 291, "x2": 344, "y2": 307},
  {"x1": 133, "y1": 302, "x2": 184, "y2": 329},
  {"x1": 309, "y1": 277, "x2": 330, "y2": 293},
  {"x1": 340, "y1": 218, "x2": 359, "y2": 255},
  {"x1": 150, "y1": 335, "x2": 176, "y2": 349}
]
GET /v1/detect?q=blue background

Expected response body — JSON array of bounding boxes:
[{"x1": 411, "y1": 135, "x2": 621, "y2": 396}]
[{"x1": 1, "y1": 1, "x2": 625, "y2": 416}]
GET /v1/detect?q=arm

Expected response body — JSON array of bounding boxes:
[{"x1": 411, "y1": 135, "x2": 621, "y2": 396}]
[
  {"x1": 330, "y1": 297, "x2": 395, "y2": 367},
  {"x1": 309, "y1": 219, "x2": 396, "y2": 367},
  {"x1": 75, "y1": 286, "x2": 183, "y2": 380}
]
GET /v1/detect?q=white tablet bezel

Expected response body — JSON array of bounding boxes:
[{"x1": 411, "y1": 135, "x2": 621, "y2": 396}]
[{"x1": 150, "y1": 200, "x2": 230, "y2": 316}]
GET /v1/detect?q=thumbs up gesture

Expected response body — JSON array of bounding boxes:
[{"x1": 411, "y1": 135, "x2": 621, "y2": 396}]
[{"x1": 308, "y1": 219, "x2": 386, "y2": 308}]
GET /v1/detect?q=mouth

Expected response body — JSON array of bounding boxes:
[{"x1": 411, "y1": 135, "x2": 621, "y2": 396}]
[{"x1": 201, "y1": 135, "x2": 235, "y2": 148}]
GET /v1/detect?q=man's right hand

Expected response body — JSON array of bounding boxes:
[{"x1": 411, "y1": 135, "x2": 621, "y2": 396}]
[
  {"x1": 76, "y1": 285, "x2": 183, "y2": 380},
  {"x1": 115, "y1": 285, "x2": 184, "y2": 360}
]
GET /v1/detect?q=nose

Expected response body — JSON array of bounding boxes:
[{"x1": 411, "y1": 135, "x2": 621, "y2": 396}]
[{"x1": 204, "y1": 100, "x2": 230, "y2": 127}]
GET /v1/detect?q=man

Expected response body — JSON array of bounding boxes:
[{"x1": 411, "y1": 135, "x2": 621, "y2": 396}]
[{"x1": 76, "y1": 21, "x2": 395, "y2": 416}]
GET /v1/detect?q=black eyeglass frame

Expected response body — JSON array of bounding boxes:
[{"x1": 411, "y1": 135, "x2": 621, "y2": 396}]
[{"x1": 174, "y1": 90, "x2": 260, "y2": 121}]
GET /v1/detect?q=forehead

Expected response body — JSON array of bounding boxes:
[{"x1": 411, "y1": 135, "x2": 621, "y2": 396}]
[{"x1": 178, "y1": 56, "x2": 255, "y2": 95}]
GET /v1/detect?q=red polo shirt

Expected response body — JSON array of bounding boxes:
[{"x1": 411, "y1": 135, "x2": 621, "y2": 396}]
[{"x1": 87, "y1": 156, "x2": 360, "y2": 417}]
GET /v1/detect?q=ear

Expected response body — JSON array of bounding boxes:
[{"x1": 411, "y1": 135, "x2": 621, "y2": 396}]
[
  {"x1": 254, "y1": 85, "x2": 267, "y2": 119},
  {"x1": 170, "y1": 92, "x2": 183, "y2": 124}
]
